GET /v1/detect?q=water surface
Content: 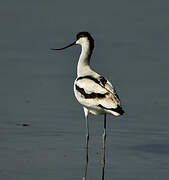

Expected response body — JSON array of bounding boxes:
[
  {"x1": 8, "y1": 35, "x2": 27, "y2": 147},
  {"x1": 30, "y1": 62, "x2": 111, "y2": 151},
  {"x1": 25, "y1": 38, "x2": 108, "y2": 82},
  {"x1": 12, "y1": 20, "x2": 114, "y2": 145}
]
[{"x1": 1, "y1": 0, "x2": 169, "y2": 179}]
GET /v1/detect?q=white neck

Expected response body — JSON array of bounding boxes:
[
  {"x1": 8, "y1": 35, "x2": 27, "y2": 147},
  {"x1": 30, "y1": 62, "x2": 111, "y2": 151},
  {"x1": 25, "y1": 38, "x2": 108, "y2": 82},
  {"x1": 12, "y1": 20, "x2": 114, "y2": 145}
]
[{"x1": 77, "y1": 42, "x2": 92, "y2": 77}]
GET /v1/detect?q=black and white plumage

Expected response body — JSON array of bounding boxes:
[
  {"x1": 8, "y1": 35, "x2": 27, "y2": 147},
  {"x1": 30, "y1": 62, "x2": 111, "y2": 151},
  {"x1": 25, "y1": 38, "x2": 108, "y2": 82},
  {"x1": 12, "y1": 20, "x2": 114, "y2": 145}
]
[
  {"x1": 74, "y1": 75, "x2": 123, "y2": 116},
  {"x1": 51, "y1": 31, "x2": 124, "y2": 148}
]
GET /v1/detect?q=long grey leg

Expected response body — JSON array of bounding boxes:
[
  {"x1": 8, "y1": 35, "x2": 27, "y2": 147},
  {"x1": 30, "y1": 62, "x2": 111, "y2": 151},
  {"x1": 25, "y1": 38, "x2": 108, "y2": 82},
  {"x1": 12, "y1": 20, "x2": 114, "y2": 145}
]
[
  {"x1": 83, "y1": 107, "x2": 89, "y2": 148},
  {"x1": 102, "y1": 114, "x2": 106, "y2": 149}
]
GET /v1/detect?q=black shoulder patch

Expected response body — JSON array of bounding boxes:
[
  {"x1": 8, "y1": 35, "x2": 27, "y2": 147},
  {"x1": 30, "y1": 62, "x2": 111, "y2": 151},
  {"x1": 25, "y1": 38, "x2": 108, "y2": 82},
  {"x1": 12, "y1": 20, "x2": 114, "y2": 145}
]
[{"x1": 99, "y1": 76, "x2": 107, "y2": 86}]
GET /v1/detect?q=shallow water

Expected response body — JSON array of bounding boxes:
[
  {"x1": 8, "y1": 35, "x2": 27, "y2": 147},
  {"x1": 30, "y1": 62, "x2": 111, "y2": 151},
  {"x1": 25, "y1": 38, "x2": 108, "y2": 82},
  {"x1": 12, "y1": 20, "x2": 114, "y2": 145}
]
[{"x1": 1, "y1": 0, "x2": 169, "y2": 179}]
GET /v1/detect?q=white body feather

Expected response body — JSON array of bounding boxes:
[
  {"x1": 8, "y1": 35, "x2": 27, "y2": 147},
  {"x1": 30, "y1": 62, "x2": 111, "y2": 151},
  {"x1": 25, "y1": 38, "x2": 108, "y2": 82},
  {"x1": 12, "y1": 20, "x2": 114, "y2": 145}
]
[{"x1": 74, "y1": 37, "x2": 122, "y2": 116}]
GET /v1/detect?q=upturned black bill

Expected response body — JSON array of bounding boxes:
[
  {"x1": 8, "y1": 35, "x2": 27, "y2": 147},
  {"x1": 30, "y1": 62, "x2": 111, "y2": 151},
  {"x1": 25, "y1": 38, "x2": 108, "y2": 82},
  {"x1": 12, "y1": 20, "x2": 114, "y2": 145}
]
[{"x1": 51, "y1": 41, "x2": 76, "y2": 50}]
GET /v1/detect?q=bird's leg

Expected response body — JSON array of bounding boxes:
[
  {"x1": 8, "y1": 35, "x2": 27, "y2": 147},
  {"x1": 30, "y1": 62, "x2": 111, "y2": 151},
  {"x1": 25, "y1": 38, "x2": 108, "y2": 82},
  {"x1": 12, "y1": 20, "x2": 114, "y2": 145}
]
[
  {"x1": 102, "y1": 114, "x2": 107, "y2": 149},
  {"x1": 84, "y1": 107, "x2": 89, "y2": 148},
  {"x1": 86, "y1": 117, "x2": 89, "y2": 148},
  {"x1": 83, "y1": 108, "x2": 89, "y2": 180}
]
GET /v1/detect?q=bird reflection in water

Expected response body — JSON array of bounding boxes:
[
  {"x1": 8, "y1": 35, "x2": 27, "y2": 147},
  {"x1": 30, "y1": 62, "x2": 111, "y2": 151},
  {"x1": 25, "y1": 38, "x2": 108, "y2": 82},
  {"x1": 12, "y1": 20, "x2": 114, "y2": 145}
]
[
  {"x1": 101, "y1": 145, "x2": 106, "y2": 180},
  {"x1": 83, "y1": 146, "x2": 89, "y2": 180},
  {"x1": 82, "y1": 145, "x2": 106, "y2": 180},
  {"x1": 83, "y1": 117, "x2": 106, "y2": 180}
]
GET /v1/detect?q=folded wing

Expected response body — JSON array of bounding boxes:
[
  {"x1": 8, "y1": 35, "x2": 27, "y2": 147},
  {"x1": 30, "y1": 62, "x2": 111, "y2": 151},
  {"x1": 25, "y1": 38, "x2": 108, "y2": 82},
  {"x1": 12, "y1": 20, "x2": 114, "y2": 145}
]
[{"x1": 74, "y1": 75, "x2": 123, "y2": 115}]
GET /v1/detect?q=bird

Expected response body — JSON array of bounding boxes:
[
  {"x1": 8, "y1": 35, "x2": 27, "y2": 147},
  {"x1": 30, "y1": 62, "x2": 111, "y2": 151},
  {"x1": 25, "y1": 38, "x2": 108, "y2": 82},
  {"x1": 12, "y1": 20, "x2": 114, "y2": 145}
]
[{"x1": 51, "y1": 32, "x2": 124, "y2": 149}]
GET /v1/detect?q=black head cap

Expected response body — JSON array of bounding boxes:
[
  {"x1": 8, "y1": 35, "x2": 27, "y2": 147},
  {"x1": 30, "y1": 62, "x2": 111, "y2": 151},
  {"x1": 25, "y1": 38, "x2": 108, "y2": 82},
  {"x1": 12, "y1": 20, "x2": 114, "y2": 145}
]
[
  {"x1": 76, "y1": 32, "x2": 94, "y2": 51},
  {"x1": 76, "y1": 32, "x2": 93, "y2": 40}
]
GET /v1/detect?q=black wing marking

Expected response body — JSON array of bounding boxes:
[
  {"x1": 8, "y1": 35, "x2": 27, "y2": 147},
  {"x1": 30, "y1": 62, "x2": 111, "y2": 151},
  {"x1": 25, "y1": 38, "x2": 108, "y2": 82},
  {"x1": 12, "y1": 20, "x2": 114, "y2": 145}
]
[
  {"x1": 113, "y1": 88, "x2": 120, "y2": 101},
  {"x1": 99, "y1": 76, "x2": 107, "y2": 86},
  {"x1": 98, "y1": 104, "x2": 124, "y2": 115},
  {"x1": 75, "y1": 85, "x2": 107, "y2": 99},
  {"x1": 76, "y1": 75, "x2": 121, "y2": 101}
]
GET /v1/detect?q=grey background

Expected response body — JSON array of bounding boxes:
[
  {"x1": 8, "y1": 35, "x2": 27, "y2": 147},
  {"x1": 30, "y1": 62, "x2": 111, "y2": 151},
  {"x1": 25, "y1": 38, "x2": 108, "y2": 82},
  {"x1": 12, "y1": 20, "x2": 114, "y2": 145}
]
[{"x1": 0, "y1": 0, "x2": 169, "y2": 179}]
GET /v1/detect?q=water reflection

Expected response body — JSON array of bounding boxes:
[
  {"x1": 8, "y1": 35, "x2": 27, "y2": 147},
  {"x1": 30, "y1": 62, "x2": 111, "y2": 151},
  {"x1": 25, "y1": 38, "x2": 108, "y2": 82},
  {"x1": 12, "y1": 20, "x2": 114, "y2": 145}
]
[
  {"x1": 101, "y1": 147, "x2": 106, "y2": 180},
  {"x1": 83, "y1": 147, "x2": 89, "y2": 180},
  {"x1": 82, "y1": 146, "x2": 106, "y2": 180}
]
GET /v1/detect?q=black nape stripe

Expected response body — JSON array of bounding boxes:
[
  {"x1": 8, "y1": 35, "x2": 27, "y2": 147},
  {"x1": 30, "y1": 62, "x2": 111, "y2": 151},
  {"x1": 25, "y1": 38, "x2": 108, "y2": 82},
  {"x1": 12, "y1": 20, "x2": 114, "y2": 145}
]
[
  {"x1": 77, "y1": 75, "x2": 107, "y2": 87},
  {"x1": 98, "y1": 104, "x2": 124, "y2": 115},
  {"x1": 76, "y1": 32, "x2": 94, "y2": 51},
  {"x1": 75, "y1": 85, "x2": 106, "y2": 99}
]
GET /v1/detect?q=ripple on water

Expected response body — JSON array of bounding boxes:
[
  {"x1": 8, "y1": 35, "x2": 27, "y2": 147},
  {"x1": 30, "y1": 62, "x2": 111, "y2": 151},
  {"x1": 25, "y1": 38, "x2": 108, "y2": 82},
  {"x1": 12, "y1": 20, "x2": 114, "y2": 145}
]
[{"x1": 133, "y1": 143, "x2": 169, "y2": 154}]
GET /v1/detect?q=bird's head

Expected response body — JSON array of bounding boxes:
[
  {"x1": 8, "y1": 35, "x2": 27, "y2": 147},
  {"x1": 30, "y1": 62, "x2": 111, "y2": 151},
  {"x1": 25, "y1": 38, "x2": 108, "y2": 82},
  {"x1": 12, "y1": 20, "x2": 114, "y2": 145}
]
[{"x1": 51, "y1": 31, "x2": 94, "y2": 51}]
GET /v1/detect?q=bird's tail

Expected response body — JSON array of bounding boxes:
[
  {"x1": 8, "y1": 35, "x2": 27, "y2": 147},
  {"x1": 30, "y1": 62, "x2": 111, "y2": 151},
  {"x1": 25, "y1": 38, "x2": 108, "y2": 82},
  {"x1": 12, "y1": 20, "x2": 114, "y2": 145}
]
[
  {"x1": 98, "y1": 104, "x2": 124, "y2": 116},
  {"x1": 113, "y1": 105, "x2": 125, "y2": 115},
  {"x1": 108, "y1": 105, "x2": 124, "y2": 116}
]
